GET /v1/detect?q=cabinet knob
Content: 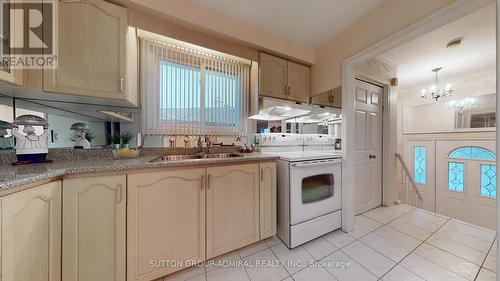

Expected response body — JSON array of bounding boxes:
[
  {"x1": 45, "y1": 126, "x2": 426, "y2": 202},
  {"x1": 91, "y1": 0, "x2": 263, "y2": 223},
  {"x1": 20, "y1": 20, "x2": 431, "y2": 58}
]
[
  {"x1": 369, "y1": 154, "x2": 376, "y2": 159},
  {"x1": 328, "y1": 94, "x2": 335, "y2": 103}
]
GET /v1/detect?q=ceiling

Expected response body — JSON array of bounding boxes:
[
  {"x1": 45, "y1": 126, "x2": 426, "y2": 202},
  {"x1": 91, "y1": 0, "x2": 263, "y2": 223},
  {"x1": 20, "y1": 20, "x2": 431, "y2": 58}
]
[
  {"x1": 379, "y1": 5, "x2": 495, "y2": 92},
  {"x1": 192, "y1": 0, "x2": 383, "y2": 48}
]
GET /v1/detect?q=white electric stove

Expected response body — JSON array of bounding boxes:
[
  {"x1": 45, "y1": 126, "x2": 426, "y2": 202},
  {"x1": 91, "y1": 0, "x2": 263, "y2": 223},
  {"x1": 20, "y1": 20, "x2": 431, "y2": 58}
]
[
  {"x1": 256, "y1": 133, "x2": 342, "y2": 248},
  {"x1": 303, "y1": 134, "x2": 337, "y2": 151}
]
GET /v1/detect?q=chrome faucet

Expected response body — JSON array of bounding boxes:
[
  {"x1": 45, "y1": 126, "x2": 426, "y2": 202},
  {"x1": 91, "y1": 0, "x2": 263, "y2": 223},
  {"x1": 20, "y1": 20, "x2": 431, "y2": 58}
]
[
  {"x1": 197, "y1": 136, "x2": 213, "y2": 153},
  {"x1": 197, "y1": 137, "x2": 204, "y2": 153},
  {"x1": 206, "y1": 137, "x2": 213, "y2": 153}
]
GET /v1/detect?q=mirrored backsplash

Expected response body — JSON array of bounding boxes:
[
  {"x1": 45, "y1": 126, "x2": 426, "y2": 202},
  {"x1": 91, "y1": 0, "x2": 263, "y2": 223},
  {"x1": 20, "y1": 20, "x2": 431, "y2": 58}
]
[{"x1": 0, "y1": 95, "x2": 139, "y2": 151}]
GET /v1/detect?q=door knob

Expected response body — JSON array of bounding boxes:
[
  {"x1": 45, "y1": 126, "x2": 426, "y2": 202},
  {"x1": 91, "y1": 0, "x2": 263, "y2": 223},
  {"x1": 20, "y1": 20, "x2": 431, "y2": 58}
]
[{"x1": 369, "y1": 154, "x2": 376, "y2": 159}]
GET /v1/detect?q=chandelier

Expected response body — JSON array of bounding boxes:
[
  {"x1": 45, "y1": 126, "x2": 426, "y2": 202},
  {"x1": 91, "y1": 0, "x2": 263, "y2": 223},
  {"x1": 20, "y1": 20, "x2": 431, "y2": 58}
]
[
  {"x1": 448, "y1": 98, "x2": 476, "y2": 113},
  {"x1": 420, "y1": 67, "x2": 453, "y2": 101}
]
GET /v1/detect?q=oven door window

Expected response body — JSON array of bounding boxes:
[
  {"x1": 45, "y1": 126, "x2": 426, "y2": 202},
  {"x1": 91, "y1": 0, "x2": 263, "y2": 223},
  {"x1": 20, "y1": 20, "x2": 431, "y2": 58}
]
[{"x1": 302, "y1": 174, "x2": 335, "y2": 204}]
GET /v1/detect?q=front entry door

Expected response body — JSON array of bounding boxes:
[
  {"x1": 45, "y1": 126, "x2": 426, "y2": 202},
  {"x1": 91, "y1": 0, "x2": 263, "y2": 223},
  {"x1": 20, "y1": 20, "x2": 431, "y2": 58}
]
[
  {"x1": 435, "y1": 141, "x2": 496, "y2": 229},
  {"x1": 354, "y1": 79, "x2": 383, "y2": 215}
]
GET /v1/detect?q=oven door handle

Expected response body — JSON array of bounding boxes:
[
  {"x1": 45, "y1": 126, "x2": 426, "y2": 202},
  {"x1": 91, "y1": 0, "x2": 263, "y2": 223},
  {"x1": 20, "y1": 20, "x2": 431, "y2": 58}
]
[{"x1": 291, "y1": 159, "x2": 341, "y2": 167}]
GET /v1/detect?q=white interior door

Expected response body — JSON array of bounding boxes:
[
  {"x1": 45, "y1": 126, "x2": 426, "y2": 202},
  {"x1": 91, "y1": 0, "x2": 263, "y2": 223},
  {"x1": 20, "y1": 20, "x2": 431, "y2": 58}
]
[
  {"x1": 435, "y1": 141, "x2": 496, "y2": 229},
  {"x1": 354, "y1": 79, "x2": 383, "y2": 215},
  {"x1": 403, "y1": 140, "x2": 436, "y2": 212}
]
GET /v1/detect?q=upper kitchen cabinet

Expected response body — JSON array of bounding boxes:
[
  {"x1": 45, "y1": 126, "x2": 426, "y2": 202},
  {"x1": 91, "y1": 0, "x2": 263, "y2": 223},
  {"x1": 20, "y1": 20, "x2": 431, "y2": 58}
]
[
  {"x1": 0, "y1": 2, "x2": 23, "y2": 86},
  {"x1": 41, "y1": 0, "x2": 137, "y2": 106},
  {"x1": 259, "y1": 52, "x2": 310, "y2": 103},
  {"x1": 287, "y1": 61, "x2": 310, "y2": 102},
  {"x1": 259, "y1": 53, "x2": 287, "y2": 99}
]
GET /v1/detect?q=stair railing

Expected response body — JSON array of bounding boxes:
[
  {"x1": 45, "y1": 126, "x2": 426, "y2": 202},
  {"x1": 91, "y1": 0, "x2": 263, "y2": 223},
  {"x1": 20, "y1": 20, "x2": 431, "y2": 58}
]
[{"x1": 395, "y1": 153, "x2": 424, "y2": 208}]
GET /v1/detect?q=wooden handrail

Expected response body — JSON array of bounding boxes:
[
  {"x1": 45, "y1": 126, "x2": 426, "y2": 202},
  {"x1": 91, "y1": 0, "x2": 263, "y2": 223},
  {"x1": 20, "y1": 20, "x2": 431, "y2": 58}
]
[{"x1": 395, "y1": 153, "x2": 424, "y2": 201}]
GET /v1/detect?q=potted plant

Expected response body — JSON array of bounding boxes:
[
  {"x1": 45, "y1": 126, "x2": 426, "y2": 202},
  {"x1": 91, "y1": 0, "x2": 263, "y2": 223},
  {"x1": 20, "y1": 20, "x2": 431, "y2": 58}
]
[
  {"x1": 121, "y1": 131, "x2": 133, "y2": 148},
  {"x1": 110, "y1": 133, "x2": 121, "y2": 149}
]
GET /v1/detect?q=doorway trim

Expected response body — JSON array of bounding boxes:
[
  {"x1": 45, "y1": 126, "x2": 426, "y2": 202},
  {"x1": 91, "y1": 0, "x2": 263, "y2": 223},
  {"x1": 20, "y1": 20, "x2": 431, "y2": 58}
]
[{"x1": 340, "y1": 0, "x2": 495, "y2": 232}]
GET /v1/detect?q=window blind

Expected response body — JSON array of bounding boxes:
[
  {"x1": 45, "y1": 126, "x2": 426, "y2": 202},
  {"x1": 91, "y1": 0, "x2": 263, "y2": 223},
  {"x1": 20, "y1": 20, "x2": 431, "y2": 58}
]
[{"x1": 140, "y1": 38, "x2": 250, "y2": 137}]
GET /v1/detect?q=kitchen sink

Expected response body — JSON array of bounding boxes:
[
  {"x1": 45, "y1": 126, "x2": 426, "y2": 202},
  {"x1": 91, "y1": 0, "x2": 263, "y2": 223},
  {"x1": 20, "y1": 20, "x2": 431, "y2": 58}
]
[
  {"x1": 150, "y1": 153, "x2": 243, "y2": 162},
  {"x1": 202, "y1": 153, "x2": 243, "y2": 159},
  {"x1": 150, "y1": 154, "x2": 203, "y2": 162}
]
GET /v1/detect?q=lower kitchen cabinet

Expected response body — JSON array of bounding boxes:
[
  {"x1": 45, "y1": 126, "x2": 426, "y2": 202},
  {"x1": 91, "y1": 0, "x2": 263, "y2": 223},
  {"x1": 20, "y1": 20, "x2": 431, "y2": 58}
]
[
  {"x1": 62, "y1": 175, "x2": 126, "y2": 281},
  {"x1": 1, "y1": 181, "x2": 62, "y2": 281},
  {"x1": 128, "y1": 168, "x2": 206, "y2": 281},
  {"x1": 259, "y1": 162, "x2": 277, "y2": 239},
  {"x1": 206, "y1": 164, "x2": 260, "y2": 259}
]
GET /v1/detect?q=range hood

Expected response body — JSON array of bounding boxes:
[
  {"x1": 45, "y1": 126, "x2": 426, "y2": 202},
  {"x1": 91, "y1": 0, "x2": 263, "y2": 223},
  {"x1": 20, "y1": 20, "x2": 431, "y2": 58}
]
[
  {"x1": 249, "y1": 96, "x2": 312, "y2": 121},
  {"x1": 285, "y1": 105, "x2": 341, "y2": 123}
]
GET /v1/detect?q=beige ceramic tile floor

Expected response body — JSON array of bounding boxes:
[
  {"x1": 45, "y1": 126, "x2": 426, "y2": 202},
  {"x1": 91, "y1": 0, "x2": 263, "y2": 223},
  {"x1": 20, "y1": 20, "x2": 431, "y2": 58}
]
[{"x1": 155, "y1": 204, "x2": 497, "y2": 281}]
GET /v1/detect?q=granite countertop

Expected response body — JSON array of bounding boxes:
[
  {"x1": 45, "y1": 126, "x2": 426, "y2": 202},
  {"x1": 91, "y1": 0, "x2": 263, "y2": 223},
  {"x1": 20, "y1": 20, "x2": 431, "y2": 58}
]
[{"x1": 0, "y1": 153, "x2": 278, "y2": 192}]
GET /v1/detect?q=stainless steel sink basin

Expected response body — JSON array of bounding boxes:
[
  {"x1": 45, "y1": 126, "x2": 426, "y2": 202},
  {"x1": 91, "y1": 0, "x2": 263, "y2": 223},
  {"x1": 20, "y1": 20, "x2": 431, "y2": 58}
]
[
  {"x1": 150, "y1": 154, "x2": 203, "y2": 162},
  {"x1": 150, "y1": 152, "x2": 243, "y2": 162},
  {"x1": 202, "y1": 153, "x2": 243, "y2": 159}
]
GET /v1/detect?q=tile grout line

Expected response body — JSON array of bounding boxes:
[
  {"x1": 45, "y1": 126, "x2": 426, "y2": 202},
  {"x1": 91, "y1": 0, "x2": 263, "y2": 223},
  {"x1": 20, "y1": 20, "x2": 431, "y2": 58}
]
[
  {"x1": 266, "y1": 239, "x2": 294, "y2": 280},
  {"x1": 237, "y1": 248, "x2": 253, "y2": 281},
  {"x1": 387, "y1": 216, "x2": 460, "y2": 281},
  {"x1": 473, "y1": 235, "x2": 497, "y2": 281},
  {"x1": 299, "y1": 238, "x2": 341, "y2": 281},
  {"x1": 351, "y1": 206, "x2": 416, "y2": 241},
  {"x1": 423, "y1": 225, "x2": 494, "y2": 268},
  {"x1": 357, "y1": 208, "x2": 453, "y2": 280},
  {"x1": 334, "y1": 206, "x2": 416, "y2": 279}
]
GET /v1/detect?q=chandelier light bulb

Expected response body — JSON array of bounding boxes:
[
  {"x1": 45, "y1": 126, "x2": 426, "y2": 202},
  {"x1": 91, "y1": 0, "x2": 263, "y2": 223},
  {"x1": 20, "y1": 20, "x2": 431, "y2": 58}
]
[{"x1": 420, "y1": 67, "x2": 452, "y2": 101}]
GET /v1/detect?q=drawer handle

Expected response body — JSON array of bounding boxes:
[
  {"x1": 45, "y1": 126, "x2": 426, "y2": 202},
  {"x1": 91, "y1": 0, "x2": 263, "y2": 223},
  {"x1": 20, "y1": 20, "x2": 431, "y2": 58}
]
[
  {"x1": 120, "y1": 78, "x2": 125, "y2": 93},
  {"x1": 260, "y1": 168, "x2": 263, "y2": 181},
  {"x1": 116, "y1": 184, "x2": 123, "y2": 203},
  {"x1": 207, "y1": 175, "x2": 211, "y2": 189},
  {"x1": 201, "y1": 175, "x2": 204, "y2": 190}
]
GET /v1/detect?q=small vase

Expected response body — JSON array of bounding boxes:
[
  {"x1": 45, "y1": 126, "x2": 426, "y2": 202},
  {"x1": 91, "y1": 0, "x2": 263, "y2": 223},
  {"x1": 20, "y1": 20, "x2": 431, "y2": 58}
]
[
  {"x1": 122, "y1": 144, "x2": 130, "y2": 148},
  {"x1": 113, "y1": 144, "x2": 120, "y2": 149}
]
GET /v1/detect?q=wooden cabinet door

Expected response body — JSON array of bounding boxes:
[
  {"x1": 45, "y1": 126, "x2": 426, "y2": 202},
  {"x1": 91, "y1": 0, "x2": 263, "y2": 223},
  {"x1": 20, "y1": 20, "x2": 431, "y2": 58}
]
[
  {"x1": 259, "y1": 53, "x2": 287, "y2": 99},
  {"x1": 0, "y1": 2, "x2": 23, "y2": 86},
  {"x1": 259, "y1": 162, "x2": 277, "y2": 239},
  {"x1": 62, "y1": 175, "x2": 126, "y2": 281},
  {"x1": 1, "y1": 181, "x2": 61, "y2": 281},
  {"x1": 206, "y1": 164, "x2": 259, "y2": 259},
  {"x1": 44, "y1": 0, "x2": 127, "y2": 100},
  {"x1": 287, "y1": 61, "x2": 310, "y2": 102},
  {"x1": 128, "y1": 168, "x2": 205, "y2": 281}
]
